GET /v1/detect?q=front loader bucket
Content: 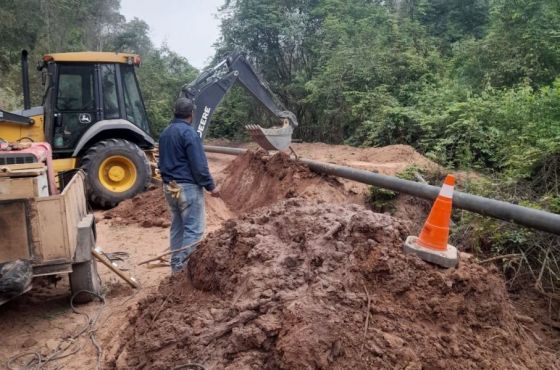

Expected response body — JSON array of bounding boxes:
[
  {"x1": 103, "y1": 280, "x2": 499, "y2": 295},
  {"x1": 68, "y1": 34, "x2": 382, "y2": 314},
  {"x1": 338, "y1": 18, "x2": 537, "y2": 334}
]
[{"x1": 245, "y1": 123, "x2": 294, "y2": 151}]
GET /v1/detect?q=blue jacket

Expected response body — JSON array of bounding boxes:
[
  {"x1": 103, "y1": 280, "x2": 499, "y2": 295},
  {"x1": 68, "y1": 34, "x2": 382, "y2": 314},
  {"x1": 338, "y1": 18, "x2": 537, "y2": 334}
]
[{"x1": 158, "y1": 119, "x2": 215, "y2": 191}]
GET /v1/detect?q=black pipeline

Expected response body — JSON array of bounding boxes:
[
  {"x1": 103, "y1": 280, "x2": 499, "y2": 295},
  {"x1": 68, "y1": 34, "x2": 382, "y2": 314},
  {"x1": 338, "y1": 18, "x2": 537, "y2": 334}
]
[
  {"x1": 205, "y1": 145, "x2": 560, "y2": 236},
  {"x1": 303, "y1": 158, "x2": 560, "y2": 235}
]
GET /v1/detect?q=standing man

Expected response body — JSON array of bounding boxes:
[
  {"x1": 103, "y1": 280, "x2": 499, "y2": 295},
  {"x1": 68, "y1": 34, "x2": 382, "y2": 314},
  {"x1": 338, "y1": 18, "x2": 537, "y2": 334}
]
[{"x1": 159, "y1": 97, "x2": 220, "y2": 273}]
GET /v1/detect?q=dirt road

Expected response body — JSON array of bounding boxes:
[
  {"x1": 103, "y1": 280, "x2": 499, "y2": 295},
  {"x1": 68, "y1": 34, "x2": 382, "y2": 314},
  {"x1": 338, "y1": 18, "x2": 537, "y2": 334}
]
[{"x1": 1, "y1": 143, "x2": 558, "y2": 369}]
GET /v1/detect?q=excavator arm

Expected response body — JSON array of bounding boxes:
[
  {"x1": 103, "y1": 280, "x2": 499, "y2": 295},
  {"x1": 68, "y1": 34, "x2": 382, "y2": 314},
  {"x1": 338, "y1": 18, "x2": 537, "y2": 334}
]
[{"x1": 180, "y1": 53, "x2": 298, "y2": 151}]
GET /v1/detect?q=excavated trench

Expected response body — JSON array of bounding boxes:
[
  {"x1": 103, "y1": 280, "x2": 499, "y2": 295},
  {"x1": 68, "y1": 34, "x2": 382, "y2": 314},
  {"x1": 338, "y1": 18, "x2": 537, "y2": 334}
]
[{"x1": 106, "y1": 150, "x2": 559, "y2": 369}]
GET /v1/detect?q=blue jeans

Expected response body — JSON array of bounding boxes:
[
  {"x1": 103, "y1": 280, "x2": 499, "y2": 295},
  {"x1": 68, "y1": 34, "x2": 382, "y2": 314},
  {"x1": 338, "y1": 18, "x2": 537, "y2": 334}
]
[{"x1": 163, "y1": 183, "x2": 205, "y2": 273}]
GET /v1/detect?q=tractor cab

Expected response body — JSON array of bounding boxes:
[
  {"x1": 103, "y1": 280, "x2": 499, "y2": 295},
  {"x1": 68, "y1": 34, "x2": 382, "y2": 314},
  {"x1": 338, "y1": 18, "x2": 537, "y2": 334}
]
[{"x1": 38, "y1": 52, "x2": 153, "y2": 156}]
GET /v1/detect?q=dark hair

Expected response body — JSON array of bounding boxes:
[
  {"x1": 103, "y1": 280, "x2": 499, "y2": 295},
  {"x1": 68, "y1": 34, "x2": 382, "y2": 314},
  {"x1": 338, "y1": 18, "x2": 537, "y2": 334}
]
[{"x1": 174, "y1": 97, "x2": 193, "y2": 119}]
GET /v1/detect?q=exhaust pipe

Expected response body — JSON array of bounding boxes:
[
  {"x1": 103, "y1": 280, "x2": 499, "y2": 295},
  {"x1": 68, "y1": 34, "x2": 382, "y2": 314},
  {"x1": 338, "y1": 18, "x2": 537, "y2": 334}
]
[{"x1": 21, "y1": 50, "x2": 31, "y2": 110}]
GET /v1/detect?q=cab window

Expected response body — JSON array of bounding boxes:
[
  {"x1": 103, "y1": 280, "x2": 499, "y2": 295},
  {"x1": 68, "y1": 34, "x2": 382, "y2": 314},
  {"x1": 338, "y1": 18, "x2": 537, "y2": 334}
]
[
  {"x1": 56, "y1": 65, "x2": 95, "y2": 111},
  {"x1": 121, "y1": 65, "x2": 149, "y2": 131},
  {"x1": 54, "y1": 64, "x2": 97, "y2": 150},
  {"x1": 101, "y1": 64, "x2": 120, "y2": 119}
]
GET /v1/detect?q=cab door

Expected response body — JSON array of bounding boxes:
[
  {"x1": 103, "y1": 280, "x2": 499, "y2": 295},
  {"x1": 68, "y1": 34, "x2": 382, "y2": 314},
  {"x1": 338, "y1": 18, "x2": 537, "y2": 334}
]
[{"x1": 53, "y1": 64, "x2": 99, "y2": 152}]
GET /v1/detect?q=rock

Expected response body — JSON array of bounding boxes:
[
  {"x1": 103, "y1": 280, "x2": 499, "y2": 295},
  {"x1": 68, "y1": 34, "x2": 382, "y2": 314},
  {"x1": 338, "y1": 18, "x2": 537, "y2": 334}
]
[{"x1": 21, "y1": 337, "x2": 37, "y2": 348}]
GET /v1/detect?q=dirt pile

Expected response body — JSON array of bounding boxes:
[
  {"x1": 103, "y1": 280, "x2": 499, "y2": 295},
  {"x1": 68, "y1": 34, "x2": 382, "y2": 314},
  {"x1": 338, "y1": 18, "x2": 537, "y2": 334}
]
[
  {"x1": 290, "y1": 143, "x2": 440, "y2": 175},
  {"x1": 220, "y1": 150, "x2": 354, "y2": 213},
  {"x1": 106, "y1": 150, "x2": 353, "y2": 228},
  {"x1": 105, "y1": 187, "x2": 170, "y2": 227},
  {"x1": 104, "y1": 187, "x2": 234, "y2": 231},
  {"x1": 110, "y1": 200, "x2": 558, "y2": 369}
]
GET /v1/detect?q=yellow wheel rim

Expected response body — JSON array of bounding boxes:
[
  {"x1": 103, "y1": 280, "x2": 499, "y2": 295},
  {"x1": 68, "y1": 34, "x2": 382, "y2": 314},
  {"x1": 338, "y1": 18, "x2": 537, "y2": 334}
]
[{"x1": 98, "y1": 155, "x2": 137, "y2": 193}]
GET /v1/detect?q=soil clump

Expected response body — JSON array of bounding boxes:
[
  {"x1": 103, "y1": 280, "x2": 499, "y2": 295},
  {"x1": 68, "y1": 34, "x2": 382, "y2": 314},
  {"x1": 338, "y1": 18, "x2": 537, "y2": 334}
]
[
  {"x1": 111, "y1": 200, "x2": 558, "y2": 369},
  {"x1": 220, "y1": 150, "x2": 354, "y2": 214}
]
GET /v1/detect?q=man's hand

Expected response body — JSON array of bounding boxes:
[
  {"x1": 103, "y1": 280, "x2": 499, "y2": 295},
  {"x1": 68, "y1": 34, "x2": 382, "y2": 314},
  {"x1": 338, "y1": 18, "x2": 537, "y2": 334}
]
[{"x1": 210, "y1": 188, "x2": 221, "y2": 198}]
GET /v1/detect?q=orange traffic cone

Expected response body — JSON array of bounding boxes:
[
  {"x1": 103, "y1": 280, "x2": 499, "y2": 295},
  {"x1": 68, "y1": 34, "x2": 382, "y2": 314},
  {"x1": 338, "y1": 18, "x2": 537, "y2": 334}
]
[
  {"x1": 403, "y1": 175, "x2": 458, "y2": 268},
  {"x1": 417, "y1": 175, "x2": 455, "y2": 250}
]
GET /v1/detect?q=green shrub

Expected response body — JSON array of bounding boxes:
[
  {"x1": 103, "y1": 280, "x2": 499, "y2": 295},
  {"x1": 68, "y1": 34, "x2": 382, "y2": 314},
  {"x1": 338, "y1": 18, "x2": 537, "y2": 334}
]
[{"x1": 367, "y1": 187, "x2": 398, "y2": 213}]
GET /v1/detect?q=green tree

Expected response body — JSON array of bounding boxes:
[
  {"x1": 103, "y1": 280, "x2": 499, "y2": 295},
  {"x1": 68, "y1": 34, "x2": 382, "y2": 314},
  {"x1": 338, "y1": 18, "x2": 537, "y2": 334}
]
[
  {"x1": 0, "y1": 0, "x2": 43, "y2": 71},
  {"x1": 105, "y1": 18, "x2": 153, "y2": 55},
  {"x1": 417, "y1": 0, "x2": 490, "y2": 46},
  {"x1": 453, "y1": 0, "x2": 560, "y2": 89},
  {"x1": 136, "y1": 46, "x2": 198, "y2": 136}
]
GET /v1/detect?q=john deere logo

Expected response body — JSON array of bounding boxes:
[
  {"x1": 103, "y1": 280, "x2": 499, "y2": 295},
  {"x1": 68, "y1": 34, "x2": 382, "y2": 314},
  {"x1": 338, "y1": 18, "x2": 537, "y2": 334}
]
[
  {"x1": 79, "y1": 113, "x2": 92, "y2": 124},
  {"x1": 197, "y1": 106, "x2": 211, "y2": 138}
]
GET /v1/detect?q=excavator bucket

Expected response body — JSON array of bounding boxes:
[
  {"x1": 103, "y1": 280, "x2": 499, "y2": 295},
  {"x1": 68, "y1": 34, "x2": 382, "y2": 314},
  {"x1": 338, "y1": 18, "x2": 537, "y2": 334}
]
[{"x1": 245, "y1": 122, "x2": 294, "y2": 151}]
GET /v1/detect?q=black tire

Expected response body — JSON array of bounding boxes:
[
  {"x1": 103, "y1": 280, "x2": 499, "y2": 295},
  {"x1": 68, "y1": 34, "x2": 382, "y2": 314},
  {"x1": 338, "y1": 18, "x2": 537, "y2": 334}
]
[
  {"x1": 69, "y1": 259, "x2": 101, "y2": 304},
  {"x1": 0, "y1": 260, "x2": 33, "y2": 303},
  {"x1": 80, "y1": 139, "x2": 151, "y2": 208}
]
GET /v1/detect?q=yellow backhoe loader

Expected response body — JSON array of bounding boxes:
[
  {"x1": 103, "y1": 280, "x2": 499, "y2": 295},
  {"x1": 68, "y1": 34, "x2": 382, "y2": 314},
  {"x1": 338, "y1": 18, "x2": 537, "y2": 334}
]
[{"x1": 0, "y1": 50, "x2": 298, "y2": 207}]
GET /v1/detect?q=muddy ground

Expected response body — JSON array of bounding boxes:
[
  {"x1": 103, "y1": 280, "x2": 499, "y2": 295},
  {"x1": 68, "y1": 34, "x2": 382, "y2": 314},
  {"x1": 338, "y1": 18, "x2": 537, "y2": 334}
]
[
  {"x1": 1, "y1": 142, "x2": 559, "y2": 369},
  {"x1": 112, "y1": 200, "x2": 558, "y2": 369}
]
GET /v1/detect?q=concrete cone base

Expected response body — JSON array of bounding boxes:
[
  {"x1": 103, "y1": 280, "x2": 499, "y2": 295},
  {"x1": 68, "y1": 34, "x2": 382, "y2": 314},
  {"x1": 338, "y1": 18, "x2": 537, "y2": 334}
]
[{"x1": 403, "y1": 235, "x2": 459, "y2": 268}]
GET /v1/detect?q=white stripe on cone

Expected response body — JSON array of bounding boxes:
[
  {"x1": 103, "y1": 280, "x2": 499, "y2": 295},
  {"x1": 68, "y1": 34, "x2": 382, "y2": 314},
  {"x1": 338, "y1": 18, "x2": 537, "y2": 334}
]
[{"x1": 439, "y1": 184, "x2": 454, "y2": 199}]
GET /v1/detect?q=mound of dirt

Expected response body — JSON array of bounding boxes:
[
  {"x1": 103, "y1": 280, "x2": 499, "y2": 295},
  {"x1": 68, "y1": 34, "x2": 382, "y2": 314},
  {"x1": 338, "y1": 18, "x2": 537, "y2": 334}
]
[
  {"x1": 290, "y1": 143, "x2": 440, "y2": 175},
  {"x1": 106, "y1": 150, "x2": 353, "y2": 228},
  {"x1": 104, "y1": 187, "x2": 170, "y2": 228},
  {"x1": 111, "y1": 200, "x2": 558, "y2": 369},
  {"x1": 220, "y1": 150, "x2": 354, "y2": 214},
  {"x1": 104, "y1": 187, "x2": 234, "y2": 231}
]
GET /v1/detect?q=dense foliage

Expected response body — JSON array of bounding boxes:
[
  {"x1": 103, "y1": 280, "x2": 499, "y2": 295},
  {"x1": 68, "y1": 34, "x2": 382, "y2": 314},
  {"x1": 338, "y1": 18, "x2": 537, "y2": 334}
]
[
  {"x1": 213, "y1": 0, "x2": 560, "y2": 203},
  {"x1": 0, "y1": 0, "x2": 197, "y2": 135}
]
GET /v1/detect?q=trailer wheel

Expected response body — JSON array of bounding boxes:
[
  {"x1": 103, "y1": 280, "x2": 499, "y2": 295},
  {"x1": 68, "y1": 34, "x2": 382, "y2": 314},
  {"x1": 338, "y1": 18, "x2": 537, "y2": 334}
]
[
  {"x1": 70, "y1": 259, "x2": 101, "y2": 304},
  {"x1": 81, "y1": 139, "x2": 151, "y2": 208},
  {"x1": 0, "y1": 260, "x2": 33, "y2": 304}
]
